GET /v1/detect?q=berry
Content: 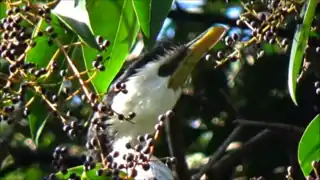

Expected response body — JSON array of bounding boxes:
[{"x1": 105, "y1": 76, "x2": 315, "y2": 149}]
[{"x1": 142, "y1": 163, "x2": 150, "y2": 171}]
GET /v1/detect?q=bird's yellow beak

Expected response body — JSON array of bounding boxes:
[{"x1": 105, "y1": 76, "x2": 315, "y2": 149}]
[{"x1": 168, "y1": 26, "x2": 228, "y2": 90}]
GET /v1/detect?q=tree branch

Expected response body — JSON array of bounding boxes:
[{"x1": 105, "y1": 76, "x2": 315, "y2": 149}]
[
  {"x1": 190, "y1": 129, "x2": 271, "y2": 179},
  {"x1": 168, "y1": 10, "x2": 320, "y2": 47},
  {"x1": 234, "y1": 119, "x2": 304, "y2": 135},
  {"x1": 167, "y1": 96, "x2": 191, "y2": 180},
  {"x1": 192, "y1": 125, "x2": 244, "y2": 180},
  {"x1": 206, "y1": 129, "x2": 272, "y2": 179}
]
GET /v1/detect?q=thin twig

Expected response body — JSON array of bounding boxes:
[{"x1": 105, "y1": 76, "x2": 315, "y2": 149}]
[
  {"x1": 234, "y1": 119, "x2": 304, "y2": 134},
  {"x1": 192, "y1": 125, "x2": 243, "y2": 180},
  {"x1": 54, "y1": 40, "x2": 94, "y2": 107},
  {"x1": 206, "y1": 129, "x2": 272, "y2": 179}
]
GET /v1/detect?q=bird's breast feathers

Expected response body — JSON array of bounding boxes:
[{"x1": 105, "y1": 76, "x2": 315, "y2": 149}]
[{"x1": 110, "y1": 59, "x2": 182, "y2": 141}]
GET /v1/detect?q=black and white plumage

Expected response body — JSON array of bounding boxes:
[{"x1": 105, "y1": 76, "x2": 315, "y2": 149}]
[
  {"x1": 87, "y1": 26, "x2": 227, "y2": 179},
  {"x1": 106, "y1": 41, "x2": 187, "y2": 142},
  {"x1": 88, "y1": 42, "x2": 185, "y2": 179}
]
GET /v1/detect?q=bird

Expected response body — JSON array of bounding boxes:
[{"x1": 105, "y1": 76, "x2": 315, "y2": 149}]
[{"x1": 87, "y1": 26, "x2": 227, "y2": 180}]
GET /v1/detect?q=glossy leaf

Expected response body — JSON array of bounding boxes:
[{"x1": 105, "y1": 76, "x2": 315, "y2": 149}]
[
  {"x1": 133, "y1": 0, "x2": 173, "y2": 49},
  {"x1": 288, "y1": 0, "x2": 317, "y2": 106},
  {"x1": 55, "y1": 164, "x2": 130, "y2": 180},
  {"x1": 310, "y1": 30, "x2": 320, "y2": 38},
  {"x1": 0, "y1": 2, "x2": 7, "y2": 65},
  {"x1": 83, "y1": 0, "x2": 139, "y2": 94},
  {"x1": 53, "y1": 0, "x2": 100, "y2": 50},
  {"x1": 0, "y1": 2, "x2": 6, "y2": 19},
  {"x1": 298, "y1": 114, "x2": 320, "y2": 176},
  {"x1": 133, "y1": 0, "x2": 151, "y2": 37},
  {"x1": 27, "y1": 95, "x2": 49, "y2": 146},
  {"x1": 55, "y1": 164, "x2": 86, "y2": 179},
  {"x1": 25, "y1": 15, "x2": 75, "y2": 145},
  {"x1": 25, "y1": 16, "x2": 74, "y2": 66},
  {"x1": 70, "y1": 43, "x2": 89, "y2": 91}
]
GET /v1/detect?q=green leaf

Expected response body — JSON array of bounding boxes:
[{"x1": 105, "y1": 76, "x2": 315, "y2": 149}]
[
  {"x1": 132, "y1": 0, "x2": 151, "y2": 37},
  {"x1": 0, "y1": 2, "x2": 7, "y2": 19},
  {"x1": 83, "y1": 0, "x2": 139, "y2": 94},
  {"x1": 310, "y1": 30, "x2": 320, "y2": 38},
  {"x1": 25, "y1": 15, "x2": 74, "y2": 67},
  {"x1": 288, "y1": 0, "x2": 318, "y2": 106},
  {"x1": 34, "y1": 108, "x2": 50, "y2": 146},
  {"x1": 55, "y1": 164, "x2": 86, "y2": 179},
  {"x1": 25, "y1": 166, "x2": 44, "y2": 180},
  {"x1": 55, "y1": 164, "x2": 130, "y2": 180},
  {"x1": 27, "y1": 94, "x2": 48, "y2": 147},
  {"x1": 25, "y1": 15, "x2": 75, "y2": 145},
  {"x1": 70, "y1": 43, "x2": 89, "y2": 91},
  {"x1": 53, "y1": 0, "x2": 100, "y2": 50},
  {"x1": 133, "y1": 0, "x2": 173, "y2": 49},
  {"x1": 262, "y1": 43, "x2": 276, "y2": 55},
  {"x1": 71, "y1": 44, "x2": 86, "y2": 72},
  {"x1": 298, "y1": 114, "x2": 320, "y2": 177}
]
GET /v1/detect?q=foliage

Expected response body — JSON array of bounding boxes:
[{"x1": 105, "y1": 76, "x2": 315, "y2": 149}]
[
  {"x1": 298, "y1": 114, "x2": 320, "y2": 177},
  {"x1": 1, "y1": 0, "x2": 320, "y2": 179},
  {"x1": 0, "y1": 0, "x2": 172, "y2": 179},
  {"x1": 288, "y1": 0, "x2": 317, "y2": 106}
]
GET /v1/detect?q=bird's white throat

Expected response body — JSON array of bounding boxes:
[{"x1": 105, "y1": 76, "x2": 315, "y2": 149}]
[
  {"x1": 110, "y1": 56, "x2": 182, "y2": 145},
  {"x1": 100, "y1": 56, "x2": 181, "y2": 179}
]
